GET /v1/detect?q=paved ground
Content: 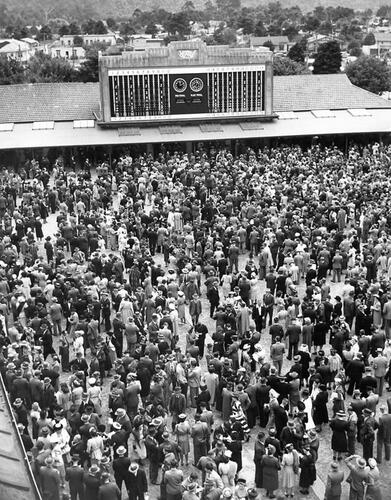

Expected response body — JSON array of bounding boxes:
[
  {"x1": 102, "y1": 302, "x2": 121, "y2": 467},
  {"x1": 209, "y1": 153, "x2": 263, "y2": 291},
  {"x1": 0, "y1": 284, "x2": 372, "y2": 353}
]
[{"x1": 28, "y1": 174, "x2": 391, "y2": 499}]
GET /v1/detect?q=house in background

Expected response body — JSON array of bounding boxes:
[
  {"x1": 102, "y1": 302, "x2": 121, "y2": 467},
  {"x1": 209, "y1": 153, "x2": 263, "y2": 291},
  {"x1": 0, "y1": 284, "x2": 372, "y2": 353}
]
[
  {"x1": 0, "y1": 38, "x2": 33, "y2": 61},
  {"x1": 59, "y1": 33, "x2": 119, "y2": 47},
  {"x1": 128, "y1": 35, "x2": 166, "y2": 51},
  {"x1": 250, "y1": 35, "x2": 291, "y2": 53},
  {"x1": 362, "y1": 32, "x2": 391, "y2": 57},
  {"x1": 306, "y1": 34, "x2": 344, "y2": 54},
  {"x1": 50, "y1": 41, "x2": 85, "y2": 62}
]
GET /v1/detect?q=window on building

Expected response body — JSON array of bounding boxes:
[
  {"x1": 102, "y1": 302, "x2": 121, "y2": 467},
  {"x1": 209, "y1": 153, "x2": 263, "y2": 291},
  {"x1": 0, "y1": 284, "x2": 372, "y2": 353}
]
[
  {"x1": 56, "y1": 50, "x2": 60, "y2": 57},
  {"x1": 73, "y1": 120, "x2": 95, "y2": 128},
  {"x1": 32, "y1": 121, "x2": 55, "y2": 130},
  {"x1": 0, "y1": 123, "x2": 14, "y2": 132}
]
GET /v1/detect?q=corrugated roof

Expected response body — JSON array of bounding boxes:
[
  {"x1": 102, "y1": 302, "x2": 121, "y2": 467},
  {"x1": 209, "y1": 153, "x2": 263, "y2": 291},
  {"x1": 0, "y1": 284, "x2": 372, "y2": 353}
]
[
  {"x1": 374, "y1": 32, "x2": 391, "y2": 42},
  {"x1": 0, "y1": 82, "x2": 100, "y2": 123},
  {"x1": 1, "y1": 73, "x2": 391, "y2": 124},
  {"x1": 251, "y1": 36, "x2": 289, "y2": 46},
  {"x1": 273, "y1": 73, "x2": 391, "y2": 112}
]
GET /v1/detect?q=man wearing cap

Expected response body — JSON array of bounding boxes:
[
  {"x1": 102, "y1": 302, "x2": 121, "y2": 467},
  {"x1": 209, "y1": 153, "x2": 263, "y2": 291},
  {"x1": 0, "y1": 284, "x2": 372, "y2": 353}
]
[
  {"x1": 169, "y1": 385, "x2": 186, "y2": 431},
  {"x1": 124, "y1": 462, "x2": 148, "y2": 500},
  {"x1": 65, "y1": 454, "x2": 84, "y2": 500},
  {"x1": 344, "y1": 455, "x2": 369, "y2": 500},
  {"x1": 40, "y1": 456, "x2": 61, "y2": 500}
]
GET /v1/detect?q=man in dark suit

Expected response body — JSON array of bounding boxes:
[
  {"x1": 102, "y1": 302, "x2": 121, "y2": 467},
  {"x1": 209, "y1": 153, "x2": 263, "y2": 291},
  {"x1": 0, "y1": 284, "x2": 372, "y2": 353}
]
[
  {"x1": 346, "y1": 354, "x2": 365, "y2": 396},
  {"x1": 124, "y1": 463, "x2": 148, "y2": 500},
  {"x1": 359, "y1": 366, "x2": 377, "y2": 398},
  {"x1": 40, "y1": 456, "x2": 61, "y2": 500},
  {"x1": 98, "y1": 472, "x2": 121, "y2": 500},
  {"x1": 269, "y1": 318, "x2": 284, "y2": 344},
  {"x1": 206, "y1": 284, "x2": 220, "y2": 318},
  {"x1": 360, "y1": 408, "x2": 378, "y2": 461},
  {"x1": 144, "y1": 428, "x2": 160, "y2": 484},
  {"x1": 377, "y1": 405, "x2": 391, "y2": 463},
  {"x1": 112, "y1": 445, "x2": 130, "y2": 491},
  {"x1": 285, "y1": 319, "x2": 301, "y2": 360},
  {"x1": 65, "y1": 454, "x2": 84, "y2": 500},
  {"x1": 255, "y1": 377, "x2": 270, "y2": 428},
  {"x1": 191, "y1": 413, "x2": 209, "y2": 464}
]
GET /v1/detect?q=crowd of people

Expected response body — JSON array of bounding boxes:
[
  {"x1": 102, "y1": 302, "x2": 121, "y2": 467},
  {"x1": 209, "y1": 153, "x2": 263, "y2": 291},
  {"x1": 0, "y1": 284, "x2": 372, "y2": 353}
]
[{"x1": 1, "y1": 142, "x2": 391, "y2": 500}]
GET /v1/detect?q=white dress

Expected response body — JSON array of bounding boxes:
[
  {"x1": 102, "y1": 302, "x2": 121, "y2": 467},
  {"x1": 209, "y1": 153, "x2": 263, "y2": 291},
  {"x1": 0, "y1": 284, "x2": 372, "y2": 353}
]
[{"x1": 304, "y1": 397, "x2": 315, "y2": 430}]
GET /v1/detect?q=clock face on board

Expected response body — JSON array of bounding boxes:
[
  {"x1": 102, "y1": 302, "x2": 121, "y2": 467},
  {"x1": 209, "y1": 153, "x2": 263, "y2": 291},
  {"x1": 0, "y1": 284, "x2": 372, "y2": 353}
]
[
  {"x1": 190, "y1": 77, "x2": 204, "y2": 92},
  {"x1": 173, "y1": 78, "x2": 187, "y2": 93}
]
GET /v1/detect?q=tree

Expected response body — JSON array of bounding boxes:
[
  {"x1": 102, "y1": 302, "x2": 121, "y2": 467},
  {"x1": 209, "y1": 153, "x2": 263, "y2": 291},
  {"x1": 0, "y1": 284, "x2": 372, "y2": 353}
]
[
  {"x1": 304, "y1": 16, "x2": 320, "y2": 33},
  {"x1": 73, "y1": 35, "x2": 83, "y2": 46},
  {"x1": 253, "y1": 20, "x2": 267, "y2": 37},
  {"x1": 145, "y1": 23, "x2": 159, "y2": 38},
  {"x1": 12, "y1": 25, "x2": 30, "y2": 40},
  {"x1": 216, "y1": 0, "x2": 241, "y2": 19},
  {"x1": 77, "y1": 46, "x2": 102, "y2": 82},
  {"x1": 263, "y1": 40, "x2": 275, "y2": 52},
  {"x1": 328, "y1": 7, "x2": 354, "y2": 22},
  {"x1": 94, "y1": 20, "x2": 107, "y2": 34},
  {"x1": 208, "y1": 24, "x2": 236, "y2": 45},
  {"x1": 348, "y1": 40, "x2": 362, "y2": 57},
  {"x1": 377, "y1": 5, "x2": 391, "y2": 19},
  {"x1": 0, "y1": 55, "x2": 25, "y2": 84},
  {"x1": 59, "y1": 24, "x2": 70, "y2": 36},
  {"x1": 363, "y1": 32, "x2": 376, "y2": 46},
  {"x1": 283, "y1": 24, "x2": 298, "y2": 41},
  {"x1": 313, "y1": 41, "x2": 342, "y2": 74},
  {"x1": 273, "y1": 56, "x2": 309, "y2": 76},
  {"x1": 36, "y1": 24, "x2": 52, "y2": 41},
  {"x1": 313, "y1": 6, "x2": 327, "y2": 22},
  {"x1": 182, "y1": 0, "x2": 195, "y2": 10},
  {"x1": 346, "y1": 56, "x2": 391, "y2": 95},
  {"x1": 288, "y1": 42, "x2": 305, "y2": 63},
  {"x1": 106, "y1": 18, "x2": 118, "y2": 30},
  {"x1": 82, "y1": 19, "x2": 97, "y2": 34},
  {"x1": 350, "y1": 46, "x2": 362, "y2": 57},
  {"x1": 236, "y1": 11, "x2": 254, "y2": 35},
  {"x1": 164, "y1": 12, "x2": 191, "y2": 38},
  {"x1": 25, "y1": 53, "x2": 77, "y2": 83},
  {"x1": 318, "y1": 21, "x2": 333, "y2": 35},
  {"x1": 68, "y1": 22, "x2": 81, "y2": 35}
]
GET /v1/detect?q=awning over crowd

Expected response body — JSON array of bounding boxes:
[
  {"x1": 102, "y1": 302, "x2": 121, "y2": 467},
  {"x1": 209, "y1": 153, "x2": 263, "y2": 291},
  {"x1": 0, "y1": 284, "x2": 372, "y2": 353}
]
[{"x1": 0, "y1": 74, "x2": 391, "y2": 150}]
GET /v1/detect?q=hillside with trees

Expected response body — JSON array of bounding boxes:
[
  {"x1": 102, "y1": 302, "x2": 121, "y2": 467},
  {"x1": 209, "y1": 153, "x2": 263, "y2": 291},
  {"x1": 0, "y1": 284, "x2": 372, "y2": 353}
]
[{"x1": 0, "y1": 0, "x2": 390, "y2": 25}]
